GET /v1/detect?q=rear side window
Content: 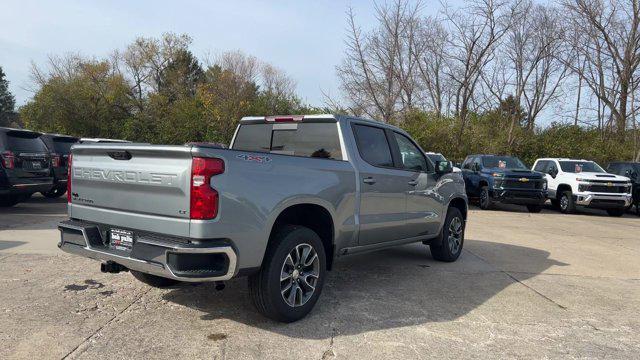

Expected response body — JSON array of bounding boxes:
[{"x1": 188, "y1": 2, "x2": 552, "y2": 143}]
[
  {"x1": 352, "y1": 124, "x2": 393, "y2": 167},
  {"x1": 51, "y1": 138, "x2": 78, "y2": 154},
  {"x1": 233, "y1": 122, "x2": 343, "y2": 160},
  {"x1": 6, "y1": 132, "x2": 48, "y2": 152}
]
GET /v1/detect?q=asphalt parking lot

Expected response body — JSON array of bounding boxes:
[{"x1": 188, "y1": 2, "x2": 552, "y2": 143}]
[{"x1": 1, "y1": 197, "x2": 639, "y2": 359}]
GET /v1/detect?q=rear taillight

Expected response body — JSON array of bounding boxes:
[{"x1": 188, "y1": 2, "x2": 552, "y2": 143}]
[
  {"x1": 1, "y1": 151, "x2": 15, "y2": 169},
  {"x1": 51, "y1": 153, "x2": 61, "y2": 168},
  {"x1": 190, "y1": 157, "x2": 225, "y2": 219},
  {"x1": 67, "y1": 154, "x2": 73, "y2": 203}
]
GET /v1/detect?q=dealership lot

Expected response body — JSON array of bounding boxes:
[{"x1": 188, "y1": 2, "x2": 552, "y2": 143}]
[{"x1": 1, "y1": 198, "x2": 639, "y2": 359}]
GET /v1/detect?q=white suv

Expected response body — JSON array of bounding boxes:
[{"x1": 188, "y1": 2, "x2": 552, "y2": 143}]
[{"x1": 532, "y1": 158, "x2": 632, "y2": 216}]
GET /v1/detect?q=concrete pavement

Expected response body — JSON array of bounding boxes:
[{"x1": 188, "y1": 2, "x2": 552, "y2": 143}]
[{"x1": 0, "y1": 198, "x2": 639, "y2": 359}]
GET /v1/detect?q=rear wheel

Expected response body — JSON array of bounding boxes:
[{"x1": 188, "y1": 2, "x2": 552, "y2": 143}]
[
  {"x1": 559, "y1": 191, "x2": 575, "y2": 214},
  {"x1": 479, "y1": 186, "x2": 492, "y2": 210},
  {"x1": 248, "y1": 225, "x2": 326, "y2": 322},
  {"x1": 430, "y1": 207, "x2": 465, "y2": 262},
  {"x1": 0, "y1": 195, "x2": 21, "y2": 207},
  {"x1": 41, "y1": 187, "x2": 66, "y2": 198},
  {"x1": 606, "y1": 208, "x2": 625, "y2": 217},
  {"x1": 131, "y1": 271, "x2": 180, "y2": 288},
  {"x1": 526, "y1": 204, "x2": 543, "y2": 213}
]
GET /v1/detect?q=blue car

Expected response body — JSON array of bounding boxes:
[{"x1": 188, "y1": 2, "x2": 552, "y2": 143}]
[{"x1": 461, "y1": 154, "x2": 547, "y2": 212}]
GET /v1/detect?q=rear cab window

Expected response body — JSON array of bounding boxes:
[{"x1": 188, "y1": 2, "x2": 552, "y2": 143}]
[
  {"x1": 352, "y1": 124, "x2": 393, "y2": 167},
  {"x1": 50, "y1": 137, "x2": 78, "y2": 154},
  {"x1": 232, "y1": 122, "x2": 343, "y2": 160},
  {"x1": 6, "y1": 131, "x2": 48, "y2": 153}
]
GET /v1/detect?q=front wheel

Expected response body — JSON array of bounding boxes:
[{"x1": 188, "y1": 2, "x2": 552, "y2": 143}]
[
  {"x1": 430, "y1": 207, "x2": 465, "y2": 262},
  {"x1": 479, "y1": 186, "x2": 493, "y2": 210},
  {"x1": 526, "y1": 204, "x2": 543, "y2": 213},
  {"x1": 606, "y1": 208, "x2": 625, "y2": 217},
  {"x1": 559, "y1": 191, "x2": 575, "y2": 214},
  {"x1": 248, "y1": 225, "x2": 326, "y2": 322}
]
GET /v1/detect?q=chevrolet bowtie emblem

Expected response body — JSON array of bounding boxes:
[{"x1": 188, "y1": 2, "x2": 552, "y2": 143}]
[{"x1": 519, "y1": 178, "x2": 529, "y2": 182}]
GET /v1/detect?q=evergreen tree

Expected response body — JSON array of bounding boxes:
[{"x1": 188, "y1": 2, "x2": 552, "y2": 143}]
[{"x1": 0, "y1": 66, "x2": 17, "y2": 126}]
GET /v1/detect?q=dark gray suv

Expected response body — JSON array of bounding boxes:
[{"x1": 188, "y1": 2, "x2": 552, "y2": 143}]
[{"x1": 0, "y1": 128, "x2": 54, "y2": 207}]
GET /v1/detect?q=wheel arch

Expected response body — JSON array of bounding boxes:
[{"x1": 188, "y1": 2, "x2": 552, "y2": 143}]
[
  {"x1": 556, "y1": 183, "x2": 572, "y2": 199},
  {"x1": 266, "y1": 199, "x2": 337, "y2": 270}
]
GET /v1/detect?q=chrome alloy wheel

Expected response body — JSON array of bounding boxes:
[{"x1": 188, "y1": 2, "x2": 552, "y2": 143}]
[
  {"x1": 560, "y1": 195, "x2": 569, "y2": 210},
  {"x1": 448, "y1": 216, "x2": 463, "y2": 254},
  {"x1": 280, "y1": 243, "x2": 320, "y2": 307}
]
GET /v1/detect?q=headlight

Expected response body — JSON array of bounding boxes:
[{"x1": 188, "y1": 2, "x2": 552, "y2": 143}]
[
  {"x1": 578, "y1": 184, "x2": 587, "y2": 192},
  {"x1": 492, "y1": 173, "x2": 503, "y2": 177},
  {"x1": 576, "y1": 177, "x2": 585, "y2": 182}
]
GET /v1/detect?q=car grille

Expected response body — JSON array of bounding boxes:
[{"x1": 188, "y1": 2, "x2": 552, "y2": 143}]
[
  {"x1": 586, "y1": 185, "x2": 628, "y2": 194},
  {"x1": 498, "y1": 179, "x2": 542, "y2": 189}
]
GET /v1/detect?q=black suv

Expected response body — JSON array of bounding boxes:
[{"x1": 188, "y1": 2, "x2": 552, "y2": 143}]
[
  {"x1": 0, "y1": 128, "x2": 54, "y2": 206},
  {"x1": 607, "y1": 162, "x2": 639, "y2": 215},
  {"x1": 461, "y1": 154, "x2": 547, "y2": 212},
  {"x1": 39, "y1": 134, "x2": 79, "y2": 198}
]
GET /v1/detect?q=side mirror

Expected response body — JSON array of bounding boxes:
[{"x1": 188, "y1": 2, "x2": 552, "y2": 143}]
[
  {"x1": 630, "y1": 171, "x2": 638, "y2": 181},
  {"x1": 436, "y1": 160, "x2": 453, "y2": 174},
  {"x1": 548, "y1": 168, "x2": 557, "y2": 178}
]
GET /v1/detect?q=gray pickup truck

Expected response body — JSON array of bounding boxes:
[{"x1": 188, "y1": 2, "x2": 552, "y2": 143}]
[{"x1": 58, "y1": 114, "x2": 468, "y2": 322}]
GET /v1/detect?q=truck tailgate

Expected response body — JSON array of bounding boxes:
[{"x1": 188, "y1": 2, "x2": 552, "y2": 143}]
[{"x1": 70, "y1": 144, "x2": 193, "y2": 233}]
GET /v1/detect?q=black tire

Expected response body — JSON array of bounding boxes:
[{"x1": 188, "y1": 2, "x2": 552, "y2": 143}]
[
  {"x1": 131, "y1": 270, "x2": 180, "y2": 288},
  {"x1": 0, "y1": 195, "x2": 21, "y2": 207},
  {"x1": 606, "y1": 208, "x2": 625, "y2": 217},
  {"x1": 559, "y1": 190, "x2": 575, "y2": 214},
  {"x1": 430, "y1": 207, "x2": 465, "y2": 262},
  {"x1": 479, "y1": 186, "x2": 492, "y2": 210},
  {"x1": 248, "y1": 225, "x2": 326, "y2": 323},
  {"x1": 526, "y1": 204, "x2": 543, "y2": 213},
  {"x1": 41, "y1": 187, "x2": 66, "y2": 198}
]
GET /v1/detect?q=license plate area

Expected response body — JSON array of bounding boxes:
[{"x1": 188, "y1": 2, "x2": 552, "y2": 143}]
[{"x1": 109, "y1": 229, "x2": 134, "y2": 252}]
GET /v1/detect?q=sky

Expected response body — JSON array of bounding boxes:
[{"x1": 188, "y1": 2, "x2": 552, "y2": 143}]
[{"x1": 0, "y1": 0, "x2": 396, "y2": 108}]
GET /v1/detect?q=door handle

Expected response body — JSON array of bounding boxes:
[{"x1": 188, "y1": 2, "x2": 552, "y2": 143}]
[
  {"x1": 363, "y1": 177, "x2": 376, "y2": 185},
  {"x1": 408, "y1": 180, "x2": 418, "y2": 186}
]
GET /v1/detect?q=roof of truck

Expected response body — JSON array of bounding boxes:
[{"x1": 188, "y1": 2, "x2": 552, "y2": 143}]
[{"x1": 239, "y1": 114, "x2": 404, "y2": 131}]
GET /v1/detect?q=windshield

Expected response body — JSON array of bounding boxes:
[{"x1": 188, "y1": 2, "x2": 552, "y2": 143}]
[
  {"x1": 559, "y1": 161, "x2": 605, "y2": 173},
  {"x1": 426, "y1": 153, "x2": 446, "y2": 163},
  {"x1": 482, "y1": 156, "x2": 527, "y2": 170}
]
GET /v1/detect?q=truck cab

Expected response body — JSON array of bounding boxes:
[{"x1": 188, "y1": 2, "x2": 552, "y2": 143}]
[
  {"x1": 606, "y1": 161, "x2": 639, "y2": 215},
  {"x1": 461, "y1": 154, "x2": 547, "y2": 212},
  {"x1": 533, "y1": 158, "x2": 632, "y2": 216},
  {"x1": 39, "y1": 133, "x2": 80, "y2": 198}
]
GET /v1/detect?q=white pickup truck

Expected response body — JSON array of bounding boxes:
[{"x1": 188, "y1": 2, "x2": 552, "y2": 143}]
[{"x1": 532, "y1": 158, "x2": 632, "y2": 216}]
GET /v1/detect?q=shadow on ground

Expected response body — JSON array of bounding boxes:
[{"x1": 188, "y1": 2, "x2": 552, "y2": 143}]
[{"x1": 163, "y1": 239, "x2": 567, "y2": 339}]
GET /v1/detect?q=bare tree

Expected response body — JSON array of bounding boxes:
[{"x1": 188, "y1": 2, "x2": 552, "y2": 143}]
[
  {"x1": 336, "y1": 1, "x2": 421, "y2": 123},
  {"x1": 562, "y1": 0, "x2": 640, "y2": 135},
  {"x1": 443, "y1": 0, "x2": 519, "y2": 144}
]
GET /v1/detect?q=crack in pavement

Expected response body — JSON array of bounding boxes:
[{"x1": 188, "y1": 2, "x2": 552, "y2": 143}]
[
  {"x1": 464, "y1": 249, "x2": 568, "y2": 310},
  {"x1": 61, "y1": 287, "x2": 152, "y2": 359}
]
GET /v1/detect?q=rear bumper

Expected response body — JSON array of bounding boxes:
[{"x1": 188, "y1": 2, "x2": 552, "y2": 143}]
[
  {"x1": 0, "y1": 182, "x2": 54, "y2": 195},
  {"x1": 492, "y1": 189, "x2": 547, "y2": 205},
  {"x1": 58, "y1": 220, "x2": 238, "y2": 282},
  {"x1": 574, "y1": 193, "x2": 632, "y2": 209}
]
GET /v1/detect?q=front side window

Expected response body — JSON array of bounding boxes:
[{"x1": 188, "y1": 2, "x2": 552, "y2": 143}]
[
  {"x1": 559, "y1": 161, "x2": 605, "y2": 173},
  {"x1": 233, "y1": 122, "x2": 343, "y2": 160},
  {"x1": 482, "y1": 156, "x2": 527, "y2": 170},
  {"x1": 394, "y1": 133, "x2": 428, "y2": 172},
  {"x1": 352, "y1": 124, "x2": 393, "y2": 167},
  {"x1": 426, "y1": 153, "x2": 446, "y2": 164},
  {"x1": 534, "y1": 160, "x2": 548, "y2": 173}
]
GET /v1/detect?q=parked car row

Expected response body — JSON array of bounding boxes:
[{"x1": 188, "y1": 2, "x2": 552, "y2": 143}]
[
  {"x1": 0, "y1": 127, "x2": 129, "y2": 207},
  {"x1": 456, "y1": 153, "x2": 636, "y2": 217}
]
